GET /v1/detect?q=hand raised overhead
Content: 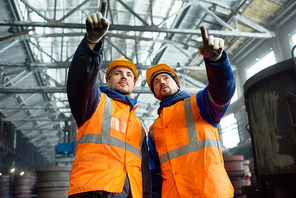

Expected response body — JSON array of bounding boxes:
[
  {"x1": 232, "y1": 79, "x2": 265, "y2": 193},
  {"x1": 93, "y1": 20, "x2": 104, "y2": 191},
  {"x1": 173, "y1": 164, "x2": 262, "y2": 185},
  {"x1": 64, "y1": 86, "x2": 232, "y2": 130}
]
[
  {"x1": 198, "y1": 26, "x2": 224, "y2": 61},
  {"x1": 86, "y1": 12, "x2": 110, "y2": 44}
]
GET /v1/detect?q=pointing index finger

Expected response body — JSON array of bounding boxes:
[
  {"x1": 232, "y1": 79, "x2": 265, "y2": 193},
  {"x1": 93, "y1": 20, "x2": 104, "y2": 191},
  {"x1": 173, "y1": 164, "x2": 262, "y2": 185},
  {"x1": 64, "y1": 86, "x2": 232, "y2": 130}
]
[{"x1": 200, "y1": 26, "x2": 208, "y2": 46}]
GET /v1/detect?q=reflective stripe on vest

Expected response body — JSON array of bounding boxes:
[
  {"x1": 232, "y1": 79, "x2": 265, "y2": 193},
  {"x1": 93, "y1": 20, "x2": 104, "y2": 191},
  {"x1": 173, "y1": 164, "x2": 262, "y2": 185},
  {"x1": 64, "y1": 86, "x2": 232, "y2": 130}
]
[
  {"x1": 75, "y1": 96, "x2": 143, "y2": 158},
  {"x1": 151, "y1": 97, "x2": 224, "y2": 164}
]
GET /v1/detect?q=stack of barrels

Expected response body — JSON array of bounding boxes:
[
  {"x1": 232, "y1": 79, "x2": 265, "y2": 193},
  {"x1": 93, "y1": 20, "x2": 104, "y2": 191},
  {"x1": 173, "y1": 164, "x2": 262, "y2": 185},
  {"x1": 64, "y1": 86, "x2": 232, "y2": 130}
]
[
  {"x1": 224, "y1": 155, "x2": 252, "y2": 198},
  {"x1": 35, "y1": 166, "x2": 71, "y2": 198}
]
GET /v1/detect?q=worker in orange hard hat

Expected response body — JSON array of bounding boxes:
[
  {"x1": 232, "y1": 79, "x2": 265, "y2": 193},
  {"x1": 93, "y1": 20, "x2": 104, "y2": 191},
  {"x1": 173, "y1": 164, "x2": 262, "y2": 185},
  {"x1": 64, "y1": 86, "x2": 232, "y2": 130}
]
[
  {"x1": 146, "y1": 26, "x2": 235, "y2": 198},
  {"x1": 106, "y1": 58, "x2": 138, "y2": 82},
  {"x1": 67, "y1": 11, "x2": 151, "y2": 198},
  {"x1": 146, "y1": 63, "x2": 180, "y2": 98},
  {"x1": 105, "y1": 58, "x2": 138, "y2": 96}
]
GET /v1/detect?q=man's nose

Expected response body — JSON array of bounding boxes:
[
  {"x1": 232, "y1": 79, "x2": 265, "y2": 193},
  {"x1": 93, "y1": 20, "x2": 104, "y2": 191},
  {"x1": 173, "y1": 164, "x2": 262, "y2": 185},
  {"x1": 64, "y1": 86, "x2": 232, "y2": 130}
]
[
  {"x1": 121, "y1": 73, "x2": 127, "y2": 79},
  {"x1": 160, "y1": 78, "x2": 166, "y2": 84},
  {"x1": 160, "y1": 80, "x2": 166, "y2": 87}
]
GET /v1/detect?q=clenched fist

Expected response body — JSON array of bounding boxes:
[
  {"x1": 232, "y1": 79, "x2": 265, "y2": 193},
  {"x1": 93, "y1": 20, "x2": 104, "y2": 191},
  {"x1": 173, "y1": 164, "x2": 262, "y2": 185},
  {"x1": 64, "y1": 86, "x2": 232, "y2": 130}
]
[{"x1": 86, "y1": 12, "x2": 110, "y2": 44}]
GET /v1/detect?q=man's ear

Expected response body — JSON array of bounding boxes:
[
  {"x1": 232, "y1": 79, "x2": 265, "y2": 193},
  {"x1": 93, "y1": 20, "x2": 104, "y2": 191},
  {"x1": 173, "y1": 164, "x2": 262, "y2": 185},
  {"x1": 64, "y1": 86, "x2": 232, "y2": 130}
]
[{"x1": 132, "y1": 82, "x2": 136, "y2": 91}]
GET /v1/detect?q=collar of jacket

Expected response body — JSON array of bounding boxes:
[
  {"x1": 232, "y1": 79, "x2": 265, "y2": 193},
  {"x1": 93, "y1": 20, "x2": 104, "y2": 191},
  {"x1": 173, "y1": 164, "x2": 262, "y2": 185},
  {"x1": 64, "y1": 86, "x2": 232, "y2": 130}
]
[
  {"x1": 100, "y1": 86, "x2": 138, "y2": 111},
  {"x1": 157, "y1": 90, "x2": 191, "y2": 115}
]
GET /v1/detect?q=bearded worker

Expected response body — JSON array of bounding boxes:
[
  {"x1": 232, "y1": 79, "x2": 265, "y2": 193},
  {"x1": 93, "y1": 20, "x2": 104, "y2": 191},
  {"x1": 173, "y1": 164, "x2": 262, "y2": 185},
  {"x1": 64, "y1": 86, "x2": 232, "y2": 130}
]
[{"x1": 146, "y1": 26, "x2": 235, "y2": 198}]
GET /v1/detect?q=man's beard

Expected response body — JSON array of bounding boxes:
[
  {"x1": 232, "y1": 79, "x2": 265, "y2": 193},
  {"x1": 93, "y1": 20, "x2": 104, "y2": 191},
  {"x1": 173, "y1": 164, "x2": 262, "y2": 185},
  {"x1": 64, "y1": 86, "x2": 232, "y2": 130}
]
[
  {"x1": 115, "y1": 87, "x2": 130, "y2": 96},
  {"x1": 160, "y1": 89, "x2": 173, "y2": 100}
]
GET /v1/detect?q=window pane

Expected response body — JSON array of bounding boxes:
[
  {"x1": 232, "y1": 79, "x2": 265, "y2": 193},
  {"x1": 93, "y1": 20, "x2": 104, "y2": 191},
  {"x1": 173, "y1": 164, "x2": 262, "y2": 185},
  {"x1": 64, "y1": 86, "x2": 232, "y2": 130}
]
[
  {"x1": 292, "y1": 33, "x2": 296, "y2": 46},
  {"x1": 292, "y1": 33, "x2": 296, "y2": 57},
  {"x1": 220, "y1": 113, "x2": 240, "y2": 149},
  {"x1": 247, "y1": 51, "x2": 276, "y2": 79}
]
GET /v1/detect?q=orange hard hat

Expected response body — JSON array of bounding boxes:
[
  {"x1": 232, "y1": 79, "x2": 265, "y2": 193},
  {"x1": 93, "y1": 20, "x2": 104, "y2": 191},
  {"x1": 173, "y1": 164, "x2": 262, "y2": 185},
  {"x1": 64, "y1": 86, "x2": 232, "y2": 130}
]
[
  {"x1": 146, "y1": 63, "x2": 180, "y2": 91},
  {"x1": 106, "y1": 58, "x2": 138, "y2": 82}
]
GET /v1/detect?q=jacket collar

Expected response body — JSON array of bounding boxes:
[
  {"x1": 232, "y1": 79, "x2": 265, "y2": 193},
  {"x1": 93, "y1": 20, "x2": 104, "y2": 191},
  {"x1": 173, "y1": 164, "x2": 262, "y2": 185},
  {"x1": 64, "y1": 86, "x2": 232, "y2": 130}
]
[
  {"x1": 157, "y1": 90, "x2": 191, "y2": 115},
  {"x1": 100, "y1": 86, "x2": 138, "y2": 110}
]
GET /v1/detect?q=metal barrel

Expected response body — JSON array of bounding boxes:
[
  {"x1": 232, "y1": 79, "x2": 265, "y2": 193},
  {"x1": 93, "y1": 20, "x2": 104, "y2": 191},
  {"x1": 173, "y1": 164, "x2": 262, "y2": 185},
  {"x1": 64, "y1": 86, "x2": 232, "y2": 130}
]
[
  {"x1": 35, "y1": 166, "x2": 71, "y2": 198},
  {"x1": 13, "y1": 175, "x2": 36, "y2": 197},
  {"x1": 0, "y1": 175, "x2": 12, "y2": 197},
  {"x1": 224, "y1": 155, "x2": 251, "y2": 198},
  {"x1": 244, "y1": 54, "x2": 296, "y2": 197}
]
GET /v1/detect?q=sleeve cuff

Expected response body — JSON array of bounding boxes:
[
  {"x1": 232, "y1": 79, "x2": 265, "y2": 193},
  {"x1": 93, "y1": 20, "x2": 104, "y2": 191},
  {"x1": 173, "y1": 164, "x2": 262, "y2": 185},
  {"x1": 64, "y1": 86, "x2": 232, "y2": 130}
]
[
  {"x1": 81, "y1": 34, "x2": 103, "y2": 56},
  {"x1": 205, "y1": 50, "x2": 226, "y2": 64}
]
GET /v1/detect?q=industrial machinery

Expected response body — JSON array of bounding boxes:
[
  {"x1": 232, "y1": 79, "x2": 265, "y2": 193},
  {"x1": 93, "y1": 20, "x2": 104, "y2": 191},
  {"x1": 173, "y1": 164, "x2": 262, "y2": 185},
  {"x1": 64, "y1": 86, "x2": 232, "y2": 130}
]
[{"x1": 244, "y1": 46, "x2": 296, "y2": 198}]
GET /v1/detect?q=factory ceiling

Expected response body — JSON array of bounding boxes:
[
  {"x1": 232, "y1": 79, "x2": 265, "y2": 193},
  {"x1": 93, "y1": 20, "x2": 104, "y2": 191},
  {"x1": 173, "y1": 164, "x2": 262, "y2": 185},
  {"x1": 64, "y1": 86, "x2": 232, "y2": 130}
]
[{"x1": 0, "y1": 0, "x2": 295, "y2": 163}]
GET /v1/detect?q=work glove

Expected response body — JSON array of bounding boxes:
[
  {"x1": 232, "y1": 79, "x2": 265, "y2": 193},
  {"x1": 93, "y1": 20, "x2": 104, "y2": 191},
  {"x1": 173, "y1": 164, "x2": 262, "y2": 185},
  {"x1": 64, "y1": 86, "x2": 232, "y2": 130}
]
[
  {"x1": 86, "y1": 12, "x2": 110, "y2": 44},
  {"x1": 198, "y1": 26, "x2": 224, "y2": 61}
]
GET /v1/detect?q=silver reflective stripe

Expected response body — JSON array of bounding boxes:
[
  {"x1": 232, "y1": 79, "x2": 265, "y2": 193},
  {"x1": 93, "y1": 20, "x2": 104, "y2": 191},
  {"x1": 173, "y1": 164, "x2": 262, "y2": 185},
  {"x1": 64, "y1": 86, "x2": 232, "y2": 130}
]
[
  {"x1": 101, "y1": 96, "x2": 113, "y2": 137},
  {"x1": 159, "y1": 138, "x2": 223, "y2": 164},
  {"x1": 75, "y1": 133, "x2": 141, "y2": 158},
  {"x1": 158, "y1": 97, "x2": 222, "y2": 164},
  {"x1": 75, "y1": 96, "x2": 141, "y2": 158},
  {"x1": 184, "y1": 97, "x2": 198, "y2": 142}
]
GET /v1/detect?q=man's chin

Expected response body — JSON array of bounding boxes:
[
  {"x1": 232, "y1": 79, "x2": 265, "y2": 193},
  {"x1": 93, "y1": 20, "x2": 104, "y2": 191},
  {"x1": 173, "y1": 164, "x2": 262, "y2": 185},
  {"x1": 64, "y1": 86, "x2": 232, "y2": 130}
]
[
  {"x1": 115, "y1": 88, "x2": 130, "y2": 96},
  {"x1": 160, "y1": 92, "x2": 172, "y2": 100}
]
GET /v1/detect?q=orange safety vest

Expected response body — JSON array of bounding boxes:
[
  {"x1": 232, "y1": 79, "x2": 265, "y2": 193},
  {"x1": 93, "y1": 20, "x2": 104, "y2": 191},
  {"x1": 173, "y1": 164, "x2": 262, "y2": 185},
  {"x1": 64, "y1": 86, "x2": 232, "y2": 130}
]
[
  {"x1": 149, "y1": 94, "x2": 234, "y2": 198},
  {"x1": 68, "y1": 93, "x2": 145, "y2": 198}
]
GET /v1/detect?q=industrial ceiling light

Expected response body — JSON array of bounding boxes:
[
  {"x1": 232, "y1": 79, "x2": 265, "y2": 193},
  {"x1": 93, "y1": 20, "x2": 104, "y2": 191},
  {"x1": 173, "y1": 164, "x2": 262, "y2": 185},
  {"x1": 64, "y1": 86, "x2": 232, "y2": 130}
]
[
  {"x1": 176, "y1": 62, "x2": 182, "y2": 71},
  {"x1": 20, "y1": 171, "x2": 25, "y2": 176},
  {"x1": 209, "y1": 3, "x2": 217, "y2": 11},
  {"x1": 8, "y1": 26, "x2": 17, "y2": 34},
  {"x1": 10, "y1": 168, "x2": 15, "y2": 173}
]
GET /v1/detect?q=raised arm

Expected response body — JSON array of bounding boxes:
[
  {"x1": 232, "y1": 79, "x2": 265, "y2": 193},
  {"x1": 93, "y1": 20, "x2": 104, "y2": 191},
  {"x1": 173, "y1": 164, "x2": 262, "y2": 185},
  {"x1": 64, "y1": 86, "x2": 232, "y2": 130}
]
[
  {"x1": 67, "y1": 12, "x2": 110, "y2": 127},
  {"x1": 196, "y1": 26, "x2": 236, "y2": 126}
]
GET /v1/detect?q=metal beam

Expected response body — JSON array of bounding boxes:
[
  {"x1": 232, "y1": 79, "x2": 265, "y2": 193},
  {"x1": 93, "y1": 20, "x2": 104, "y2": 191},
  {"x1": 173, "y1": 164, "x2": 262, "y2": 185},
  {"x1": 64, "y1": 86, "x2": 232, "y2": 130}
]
[
  {"x1": 157, "y1": 3, "x2": 191, "y2": 27},
  {"x1": 0, "y1": 62, "x2": 206, "y2": 71},
  {"x1": 116, "y1": 0, "x2": 149, "y2": 26},
  {"x1": 0, "y1": 21, "x2": 276, "y2": 38},
  {"x1": 0, "y1": 86, "x2": 202, "y2": 94},
  {"x1": 0, "y1": 28, "x2": 35, "y2": 42},
  {"x1": 104, "y1": 38, "x2": 130, "y2": 60},
  {"x1": 198, "y1": 4, "x2": 234, "y2": 31},
  {"x1": 0, "y1": 62, "x2": 69, "y2": 68},
  {"x1": 0, "y1": 40, "x2": 19, "y2": 54},
  {"x1": 29, "y1": 40, "x2": 59, "y2": 62},
  {"x1": 235, "y1": 14, "x2": 271, "y2": 33},
  {"x1": 19, "y1": 0, "x2": 51, "y2": 21},
  {"x1": 29, "y1": 32, "x2": 199, "y2": 49},
  {"x1": 0, "y1": 87, "x2": 66, "y2": 93},
  {"x1": 0, "y1": 106, "x2": 68, "y2": 110},
  {"x1": 58, "y1": 0, "x2": 90, "y2": 22},
  {"x1": 1, "y1": 118, "x2": 71, "y2": 122},
  {"x1": 149, "y1": 0, "x2": 154, "y2": 26}
]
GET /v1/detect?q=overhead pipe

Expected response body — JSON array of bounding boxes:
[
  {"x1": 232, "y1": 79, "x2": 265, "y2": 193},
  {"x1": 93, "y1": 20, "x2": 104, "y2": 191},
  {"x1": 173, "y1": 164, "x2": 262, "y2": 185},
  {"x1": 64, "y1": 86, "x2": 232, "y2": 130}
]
[{"x1": 0, "y1": 27, "x2": 35, "y2": 42}]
